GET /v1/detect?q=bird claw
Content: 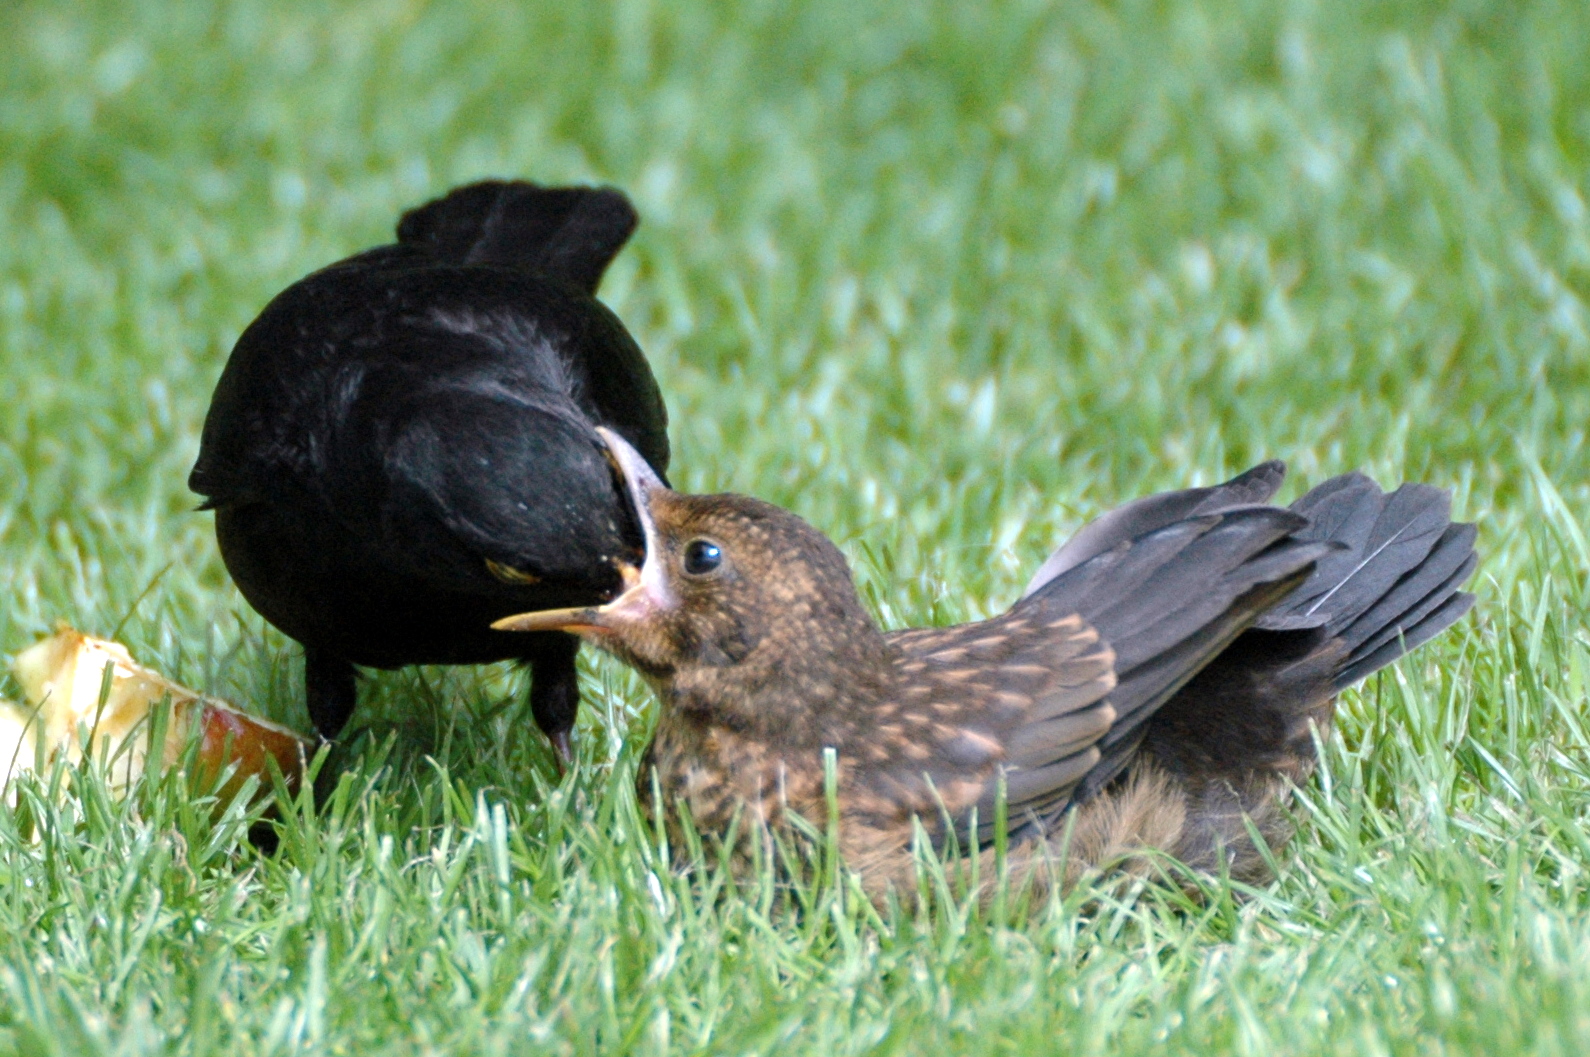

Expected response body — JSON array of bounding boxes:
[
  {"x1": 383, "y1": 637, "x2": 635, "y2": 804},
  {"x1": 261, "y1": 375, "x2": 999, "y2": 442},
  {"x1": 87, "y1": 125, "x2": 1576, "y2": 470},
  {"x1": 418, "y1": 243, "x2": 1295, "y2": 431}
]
[{"x1": 550, "y1": 730, "x2": 574, "y2": 773}]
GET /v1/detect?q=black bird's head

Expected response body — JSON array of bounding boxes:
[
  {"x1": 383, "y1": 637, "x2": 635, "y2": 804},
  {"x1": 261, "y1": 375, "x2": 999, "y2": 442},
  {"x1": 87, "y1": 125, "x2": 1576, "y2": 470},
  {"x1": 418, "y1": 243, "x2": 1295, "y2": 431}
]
[{"x1": 493, "y1": 429, "x2": 890, "y2": 735}]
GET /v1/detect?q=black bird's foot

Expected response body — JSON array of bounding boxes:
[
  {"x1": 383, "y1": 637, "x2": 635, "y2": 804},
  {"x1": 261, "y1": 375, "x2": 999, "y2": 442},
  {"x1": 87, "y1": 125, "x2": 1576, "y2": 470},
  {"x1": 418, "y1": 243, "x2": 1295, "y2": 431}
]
[
  {"x1": 528, "y1": 633, "x2": 582, "y2": 774},
  {"x1": 549, "y1": 730, "x2": 574, "y2": 772}
]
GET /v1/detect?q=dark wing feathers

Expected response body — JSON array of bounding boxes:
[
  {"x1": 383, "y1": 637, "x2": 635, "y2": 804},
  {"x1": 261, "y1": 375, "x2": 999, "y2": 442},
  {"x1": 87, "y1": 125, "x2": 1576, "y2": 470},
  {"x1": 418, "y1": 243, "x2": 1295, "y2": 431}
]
[
  {"x1": 1345, "y1": 560, "x2": 1476, "y2": 668},
  {"x1": 1260, "y1": 479, "x2": 1451, "y2": 632},
  {"x1": 1337, "y1": 524, "x2": 1476, "y2": 657},
  {"x1": 878, "y1": 462, "x2": 1476, "y2": 852},
  {"x1": 1020, "y1": 461, "x2": 1287, "y2": 599},
  {"x1": 885, "y1": 502, "x2": 1324, "y2": 845},
  {"x1": 1140, "y1": 472, "x2": 1475, "y2": 810},
  {"x1": 1250, "y1": 474, "x2": 1382, "y2": 629},
  {"x1": 1066, "y1": 566, "x2": 1317, "y2": 811},
  {"x1": 396, "y1": 180, "x2": 637, "y2": 294},
  {"x1": 1337, "y1": 590, "x2": 1476, "y2": 688},
  {"x1": 1255, "y1": 474, "x2": 1476, "y2": 684},
  {"x1": 1084, "y1": 510, "x2": 1310, "y2": 668}
]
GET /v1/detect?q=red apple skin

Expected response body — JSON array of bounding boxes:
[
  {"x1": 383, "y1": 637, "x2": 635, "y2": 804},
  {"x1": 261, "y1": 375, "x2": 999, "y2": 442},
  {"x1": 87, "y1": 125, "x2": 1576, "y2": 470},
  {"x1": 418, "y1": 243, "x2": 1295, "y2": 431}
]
[{"x1": 193, "y1": 703, "x2": 310, "y2": 802}]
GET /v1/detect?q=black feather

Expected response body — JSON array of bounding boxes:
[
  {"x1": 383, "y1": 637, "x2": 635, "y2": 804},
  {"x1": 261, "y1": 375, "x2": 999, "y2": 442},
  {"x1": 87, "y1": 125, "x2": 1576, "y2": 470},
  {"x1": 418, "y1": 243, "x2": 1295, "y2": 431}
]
[
  {"x1": 189, "y1": 179, "x2": 669, "y2": 744},
  {"x1": 395, "y1": 179, "x2": 637, "y2": 292},
  {"x1": 1339, "y1": 524, "x2": 1477, "y2": 655},
  {"x1": 1337, "y1": 591, "x2": 1477, "y2": 688},
  {"x1": 1263, "y1": 479, "x2": 1450, "y2": 632}
]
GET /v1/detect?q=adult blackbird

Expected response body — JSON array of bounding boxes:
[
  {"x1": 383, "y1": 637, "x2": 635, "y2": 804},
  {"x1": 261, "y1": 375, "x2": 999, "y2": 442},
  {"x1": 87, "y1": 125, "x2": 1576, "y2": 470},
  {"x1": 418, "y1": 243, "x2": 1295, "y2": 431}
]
[
  {"x1": 495, "y1": 429, "x2": 1476, "y2": 896},
  {"x1": 190, "y1": 181, "x2": 670, "y2": 760}
]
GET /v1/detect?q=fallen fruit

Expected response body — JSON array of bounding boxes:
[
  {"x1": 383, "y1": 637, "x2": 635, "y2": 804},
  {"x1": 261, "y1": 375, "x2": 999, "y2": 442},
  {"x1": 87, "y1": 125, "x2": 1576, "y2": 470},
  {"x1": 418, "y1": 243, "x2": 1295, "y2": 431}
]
[{"x1": 3, "y1": 625, "x2": 313, "y2": 803}]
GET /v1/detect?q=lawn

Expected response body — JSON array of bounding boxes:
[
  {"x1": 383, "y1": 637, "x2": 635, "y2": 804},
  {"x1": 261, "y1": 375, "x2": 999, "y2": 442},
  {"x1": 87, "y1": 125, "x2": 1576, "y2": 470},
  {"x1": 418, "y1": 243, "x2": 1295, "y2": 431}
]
[{"x1": 3, "y1": 0, "x2": 1590, "y2": 1052}]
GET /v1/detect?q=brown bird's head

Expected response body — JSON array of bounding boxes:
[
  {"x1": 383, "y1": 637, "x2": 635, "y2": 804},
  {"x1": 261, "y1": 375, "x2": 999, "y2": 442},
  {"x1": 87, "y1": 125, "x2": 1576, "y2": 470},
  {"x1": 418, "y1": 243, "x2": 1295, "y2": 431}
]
[{"x1": 493, "y1": 429, "x2": 892, "y2": 737}]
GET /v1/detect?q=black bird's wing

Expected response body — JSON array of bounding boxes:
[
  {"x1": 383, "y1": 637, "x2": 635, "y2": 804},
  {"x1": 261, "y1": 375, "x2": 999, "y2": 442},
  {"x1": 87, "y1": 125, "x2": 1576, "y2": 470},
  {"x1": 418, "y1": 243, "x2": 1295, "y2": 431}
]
[{"x1": 876, "y1": 497, "x2": 1328, "y2": 846}]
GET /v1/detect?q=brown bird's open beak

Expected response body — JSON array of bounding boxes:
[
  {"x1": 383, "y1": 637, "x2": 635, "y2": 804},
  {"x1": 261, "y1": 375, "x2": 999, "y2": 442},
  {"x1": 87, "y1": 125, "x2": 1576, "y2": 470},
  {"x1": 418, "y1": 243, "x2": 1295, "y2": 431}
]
[{"x1": 492, "y1": 427, "x2": 674, "y2": 637}]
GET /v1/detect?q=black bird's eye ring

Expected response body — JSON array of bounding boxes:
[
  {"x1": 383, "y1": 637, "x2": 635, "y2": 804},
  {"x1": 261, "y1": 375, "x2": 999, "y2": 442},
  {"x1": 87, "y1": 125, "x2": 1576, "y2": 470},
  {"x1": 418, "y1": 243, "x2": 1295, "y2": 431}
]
[{"x1": 682, "y1": 538, "x2": 724, "y2": 577}]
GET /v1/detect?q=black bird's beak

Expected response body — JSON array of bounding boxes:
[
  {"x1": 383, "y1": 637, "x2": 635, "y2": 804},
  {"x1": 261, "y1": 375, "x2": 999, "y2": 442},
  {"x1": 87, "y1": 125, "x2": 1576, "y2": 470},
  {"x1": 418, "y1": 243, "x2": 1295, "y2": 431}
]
[{"x1": 493, "y1": 427, "x2": 674, "y2": 637}]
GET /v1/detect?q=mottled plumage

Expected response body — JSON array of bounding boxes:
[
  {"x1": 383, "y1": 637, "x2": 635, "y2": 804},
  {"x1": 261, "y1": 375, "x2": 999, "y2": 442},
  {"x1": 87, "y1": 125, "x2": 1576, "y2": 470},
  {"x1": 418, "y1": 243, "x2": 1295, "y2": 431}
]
[{"x1": 496, "y1": 431, "x2": 1476, "y2": 899}]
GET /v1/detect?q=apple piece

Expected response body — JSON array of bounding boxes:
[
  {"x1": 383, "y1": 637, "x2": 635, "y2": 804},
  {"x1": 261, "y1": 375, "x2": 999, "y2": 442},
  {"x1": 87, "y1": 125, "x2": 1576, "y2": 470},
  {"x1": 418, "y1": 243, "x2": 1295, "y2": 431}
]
[{"x1": 6, "y1": 625, "x2": 313, "y2": 801}]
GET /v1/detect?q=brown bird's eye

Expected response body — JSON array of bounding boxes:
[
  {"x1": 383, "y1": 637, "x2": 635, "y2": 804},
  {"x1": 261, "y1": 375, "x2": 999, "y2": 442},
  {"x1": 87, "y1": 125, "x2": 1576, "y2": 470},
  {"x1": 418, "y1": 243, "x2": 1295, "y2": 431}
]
[{"x1": 682, "y1": 539, "x2": 724, "y2": 576}]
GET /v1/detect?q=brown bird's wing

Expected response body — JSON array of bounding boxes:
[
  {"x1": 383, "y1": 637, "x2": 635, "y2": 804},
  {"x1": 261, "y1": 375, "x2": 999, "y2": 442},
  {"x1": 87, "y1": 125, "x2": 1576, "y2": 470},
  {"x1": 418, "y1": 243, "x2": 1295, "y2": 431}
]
[
  {"x1": 875, "y1": 612, "x2": 1117, "y2": 842},
  {"x1": 874, "y1": 501, "x2": 1332, "y2": 848},
  {"x1": 1020, "y1": 460, "x2": 1286, "y2": 600}
]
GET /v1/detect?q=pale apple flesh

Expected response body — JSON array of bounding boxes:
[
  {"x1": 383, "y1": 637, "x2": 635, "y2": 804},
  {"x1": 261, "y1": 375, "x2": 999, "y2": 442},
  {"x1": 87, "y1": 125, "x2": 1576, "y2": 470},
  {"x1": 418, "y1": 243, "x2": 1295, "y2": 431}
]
[{"x1": 1, "y1": 625, "x2": 313, "y2": 804}]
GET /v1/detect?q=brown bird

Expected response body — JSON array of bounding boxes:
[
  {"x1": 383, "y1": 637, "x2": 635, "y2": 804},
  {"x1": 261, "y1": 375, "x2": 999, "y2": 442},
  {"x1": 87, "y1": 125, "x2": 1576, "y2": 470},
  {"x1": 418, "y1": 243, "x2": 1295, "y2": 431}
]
[{"x1": 495, "y1": 429, "x2": 1477, "y2": 898}]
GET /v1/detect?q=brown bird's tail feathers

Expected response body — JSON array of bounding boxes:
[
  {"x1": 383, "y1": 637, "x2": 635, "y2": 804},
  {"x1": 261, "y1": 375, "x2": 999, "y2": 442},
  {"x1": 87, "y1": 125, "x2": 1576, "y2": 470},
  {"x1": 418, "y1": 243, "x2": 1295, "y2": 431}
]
[
  {"x1": 395, "y1": 179, "x2": 638, "y2": 293},
  {"x1": 1021, "y1": 466, "x2": 1476, "y2": 887},
  {"x1": 1255, "y1": 474, "x2": 1478, "y2": 688}
]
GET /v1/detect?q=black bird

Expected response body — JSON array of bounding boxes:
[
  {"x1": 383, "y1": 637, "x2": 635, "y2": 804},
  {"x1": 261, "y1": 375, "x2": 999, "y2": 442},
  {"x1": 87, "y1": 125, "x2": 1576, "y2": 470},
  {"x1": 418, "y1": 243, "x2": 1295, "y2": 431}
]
[
  {"x1": 495, "y1": 431, "x2": 1476, "y2": 898},
  {"x1": 190, "y1": 180, "x2": 670, "y2": 760}
]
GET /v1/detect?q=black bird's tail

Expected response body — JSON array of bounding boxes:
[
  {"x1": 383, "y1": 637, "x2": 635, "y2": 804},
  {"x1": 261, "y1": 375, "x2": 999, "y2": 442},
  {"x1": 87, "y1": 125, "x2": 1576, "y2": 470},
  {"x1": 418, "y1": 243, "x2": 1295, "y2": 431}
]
[{"x1": 395, "y1": 179, "x2": 638, "y2": 294}]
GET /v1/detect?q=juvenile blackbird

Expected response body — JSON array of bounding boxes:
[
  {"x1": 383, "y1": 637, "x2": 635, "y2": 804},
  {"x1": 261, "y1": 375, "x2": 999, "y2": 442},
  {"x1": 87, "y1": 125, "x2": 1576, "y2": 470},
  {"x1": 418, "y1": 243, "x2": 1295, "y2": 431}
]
[
  {"x1": 189, "y1": 181, "x2": 670, "y2": 759},
  {"x1": 495, "y1": 429, "x2": 1477, "y2": 896}
]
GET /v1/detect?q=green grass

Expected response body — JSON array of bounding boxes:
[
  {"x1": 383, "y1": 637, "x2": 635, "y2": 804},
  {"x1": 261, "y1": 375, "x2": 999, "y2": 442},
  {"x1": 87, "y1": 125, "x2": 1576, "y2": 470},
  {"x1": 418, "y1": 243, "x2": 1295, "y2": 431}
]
[{"x1": 3, "y1": 0, "x2": 1590, "y2": 1051}]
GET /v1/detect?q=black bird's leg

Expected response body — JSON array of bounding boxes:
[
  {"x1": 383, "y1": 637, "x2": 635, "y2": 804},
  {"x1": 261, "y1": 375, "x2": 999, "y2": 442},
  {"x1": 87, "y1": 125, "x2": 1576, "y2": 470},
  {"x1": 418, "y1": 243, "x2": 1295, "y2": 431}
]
[
  {"x1": 305, "y1": 648, "x2": 358, "y2": 739},
  {"x1": 527, "y1": 633, "x2": 581, "y2": 766}
]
